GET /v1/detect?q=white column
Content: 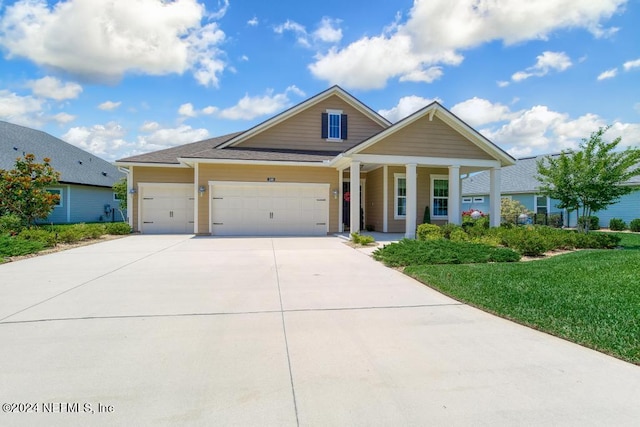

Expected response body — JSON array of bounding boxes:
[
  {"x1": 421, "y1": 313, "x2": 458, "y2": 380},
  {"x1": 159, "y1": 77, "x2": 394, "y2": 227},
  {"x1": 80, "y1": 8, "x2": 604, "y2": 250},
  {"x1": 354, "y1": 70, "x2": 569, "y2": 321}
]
[
  {"x1": 350, "y1": 161, "x2": 361, "y2": 235},
  {"x1": 490, "y1": 167, "x2": 501, "y2": 227},
  {"x1": 338, "y1": 169, "x2": 344, "y2": 233},
  {"x1": 382, "y1": 165, "x2": 388, "y2": 233},
  {"x1": 448, "y1": 165, "x2": 461, "y2": 225},
  {"x1": 126, "y1": 168, "x2": 133, "y2": 227},
  {"x1": 193, "y1": 163, "x2": 199, "y2": 234},
  {"x1": 405, "y1": 163, "x2": 417, "y2": 239}
]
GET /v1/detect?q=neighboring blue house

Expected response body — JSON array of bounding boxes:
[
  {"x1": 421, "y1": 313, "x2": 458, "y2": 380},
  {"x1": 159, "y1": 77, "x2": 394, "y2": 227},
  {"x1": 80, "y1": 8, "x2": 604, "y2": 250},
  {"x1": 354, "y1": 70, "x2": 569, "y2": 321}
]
[
  {"x1": 0, "y1": 121, "x2": 125, "y2": 224},
  {"x1": 462, "y1": 154, "x2": 640, "y2": 228}
]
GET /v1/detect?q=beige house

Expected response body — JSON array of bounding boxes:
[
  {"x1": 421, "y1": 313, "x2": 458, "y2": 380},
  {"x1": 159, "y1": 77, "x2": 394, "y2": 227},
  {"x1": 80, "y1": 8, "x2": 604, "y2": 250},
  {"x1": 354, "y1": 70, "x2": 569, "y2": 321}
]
[{"x1": 115, "y1": 86, "x2": 515, "y2": 238}]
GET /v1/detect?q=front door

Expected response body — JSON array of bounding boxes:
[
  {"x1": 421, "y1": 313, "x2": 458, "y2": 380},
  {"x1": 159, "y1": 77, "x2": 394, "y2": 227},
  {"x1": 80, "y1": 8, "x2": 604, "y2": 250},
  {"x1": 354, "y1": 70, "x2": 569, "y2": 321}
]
[{"x1": 342, "y1": 181, "x2": 363, "y2": 231}]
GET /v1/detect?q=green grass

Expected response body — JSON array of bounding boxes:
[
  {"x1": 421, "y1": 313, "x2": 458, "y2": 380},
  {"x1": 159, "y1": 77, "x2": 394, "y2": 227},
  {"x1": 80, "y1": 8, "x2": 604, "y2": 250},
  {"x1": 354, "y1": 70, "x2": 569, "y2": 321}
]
[{"x1": 404, "y1": 232, "x2": 640, "y2": 365}]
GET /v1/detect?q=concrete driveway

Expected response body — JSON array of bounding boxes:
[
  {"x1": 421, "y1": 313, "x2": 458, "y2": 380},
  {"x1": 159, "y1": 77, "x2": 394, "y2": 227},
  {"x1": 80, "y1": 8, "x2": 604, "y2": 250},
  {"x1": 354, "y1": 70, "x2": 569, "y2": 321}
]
[{"x1": 0, "y1": 235, "x2": 638, "y2": 426}]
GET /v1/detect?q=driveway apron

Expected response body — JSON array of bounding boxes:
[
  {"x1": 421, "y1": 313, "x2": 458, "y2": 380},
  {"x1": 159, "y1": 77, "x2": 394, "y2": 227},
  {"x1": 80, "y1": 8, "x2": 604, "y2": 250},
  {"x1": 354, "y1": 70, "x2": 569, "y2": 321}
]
[{"x1": 0, "y1": 235, "x2": 639, "y2": 426}]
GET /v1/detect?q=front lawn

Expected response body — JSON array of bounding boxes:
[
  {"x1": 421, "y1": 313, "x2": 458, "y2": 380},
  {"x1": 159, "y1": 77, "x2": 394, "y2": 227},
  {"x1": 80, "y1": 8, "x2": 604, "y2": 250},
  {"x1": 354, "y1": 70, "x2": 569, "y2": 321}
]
[{"x1": 403, "y1": 232, "x2": 640, "y2": 365}]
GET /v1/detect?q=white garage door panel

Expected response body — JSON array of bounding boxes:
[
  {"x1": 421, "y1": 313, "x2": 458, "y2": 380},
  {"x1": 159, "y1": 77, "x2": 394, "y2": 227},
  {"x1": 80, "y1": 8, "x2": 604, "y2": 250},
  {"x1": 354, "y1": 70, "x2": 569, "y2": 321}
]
[
  {"x1": 211, "y1": 183, "x2": 329, "y2": 236},
  {"x1": 140, "y1": 184, "x2": 194, "y2": 234}
]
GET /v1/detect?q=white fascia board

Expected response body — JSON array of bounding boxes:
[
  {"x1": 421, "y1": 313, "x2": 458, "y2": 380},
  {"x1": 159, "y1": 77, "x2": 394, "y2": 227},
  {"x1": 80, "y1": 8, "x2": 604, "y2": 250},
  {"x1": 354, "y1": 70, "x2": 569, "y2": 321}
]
[
  {"x1": 351, "y1": 154, "x2": 501, "y2": 168},
  {"x1": 113, "y1": 162, "x2": 190, "y2": 168},
  {"x1": 182, "y1": 158, "x2": 332, "y2": 168}
]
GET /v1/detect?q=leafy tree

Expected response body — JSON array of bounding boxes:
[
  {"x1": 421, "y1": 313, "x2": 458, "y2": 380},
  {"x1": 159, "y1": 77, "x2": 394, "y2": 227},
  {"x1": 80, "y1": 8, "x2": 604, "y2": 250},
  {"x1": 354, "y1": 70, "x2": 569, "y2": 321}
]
[
  {"x1": 0, "y1": 154, "x2": 61, "y2": 225},
  {"x1": 112, "y1": 177, "x2": 127, "y2": 210},
  {"x1": 500, "y1": 198, "x2": 532, "y2": 225},
  {"x1": 537, "y1": 127, "x2": 640, "y2": 232}
]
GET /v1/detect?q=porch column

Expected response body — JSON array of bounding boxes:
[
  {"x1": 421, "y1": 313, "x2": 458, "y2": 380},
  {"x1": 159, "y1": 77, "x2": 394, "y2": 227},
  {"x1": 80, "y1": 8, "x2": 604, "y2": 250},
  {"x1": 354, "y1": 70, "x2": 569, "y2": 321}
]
[
  {"x1": 448, "y1": 165, "x2": 461, "y2": 225},
  {"x1": 490, "y1": 167, "x2": 501, "y2": 227},
  {"x1": 338, "y1": 169, "x2": 344, "y2": 233},
  {"x1": 350, "y1": 161, "x2": 361, "y2": 235},
  {"x1": 405, "y1": 163, "x2": 417, "y2": 239}
]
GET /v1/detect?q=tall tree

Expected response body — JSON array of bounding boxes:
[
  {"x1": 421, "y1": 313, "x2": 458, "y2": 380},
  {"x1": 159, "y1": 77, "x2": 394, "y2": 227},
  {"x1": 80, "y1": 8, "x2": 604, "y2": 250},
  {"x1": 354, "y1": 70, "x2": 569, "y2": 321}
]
[
  {"x1": 537, "y1": 127, "x2": 640, "y2": 232},
  {"x1": 0, "y1": 154, "x2": 61, "y2": 225}
]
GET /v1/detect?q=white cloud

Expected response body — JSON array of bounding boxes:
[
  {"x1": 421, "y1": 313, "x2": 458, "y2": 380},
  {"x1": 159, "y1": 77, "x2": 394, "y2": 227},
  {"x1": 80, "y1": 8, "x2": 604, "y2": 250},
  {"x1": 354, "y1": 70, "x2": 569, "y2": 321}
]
[
  {"x1": 451, "y1": 98, "x2": 512, "y2": 127},
  {"x1": 135, "y1": 124, "x2": 209, "y2": 153},
  {"x1": 98, "y1": 101, "x2": 122, "y2": 111},
  {"x1": 202, "y1": 106, "x2": 218, "y2": 115},
  {"x1": 309, "y1": 0, "x2": 623, "y2": 89},
  {"x1": 52, "y1": 112, "x2": 76, "y2": 124},
  {"x1": 398, "y1": 67, "x2": 443, "y2": 84},
  {"x1": 27, "y1": 76, "x2": 82, "y2": 100},
  {"x1": 597, "y1": 68, "x2": 618, "y2": 80},
  {"x1": 274, "y1": 19, "x2": 310, "y2": 47},
  {"x1": 0, "y1": 90, "x2": 45, "y2": 126},
  {"x1": 178, "y1": 103, "x2": 198, "y2": 117},
  {"x1": 313, "y1": 17, "x2": 342, "y2": 43},
  {"x1": 511, "y1": 51, "x2": 572, "y2": 82},
  {"x1": 623, "y1": 58, "x2": 640, "y2": 71},
  {"x1": 63, "y1": 121, "x2": 129, "y2": 159},
  {"x1": 218, "y1": 86, "x2": 304, "y2": 120},
  {"x1": 0, "y1": 0, "x2": 228, "y2": 87},
  {"x1": 240, "y1": 55, "x2": 249, "y2": 62},
  {"x1": 139, "y1": 121, "x2": 160, "y2": 132},
  {"x1": 247, "y1": 16, "x2": 258, "y2": 27},
  {"x1": 378, "y1": 95, "x2": 442, "y2": 123},
  {"x1": 497, "y1": 81, "x2": 510, "y2": 88}
]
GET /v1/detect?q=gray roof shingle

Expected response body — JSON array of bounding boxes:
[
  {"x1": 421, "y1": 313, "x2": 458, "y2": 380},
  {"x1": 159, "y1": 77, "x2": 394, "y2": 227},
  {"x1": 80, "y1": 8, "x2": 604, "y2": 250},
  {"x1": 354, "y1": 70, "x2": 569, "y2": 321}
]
[
  {"x1": 462, "y1": 154, "x2": 640, "y2": 195},
  {"x1": 0, "y1": 121, "x2": 123, "y2": 187}
]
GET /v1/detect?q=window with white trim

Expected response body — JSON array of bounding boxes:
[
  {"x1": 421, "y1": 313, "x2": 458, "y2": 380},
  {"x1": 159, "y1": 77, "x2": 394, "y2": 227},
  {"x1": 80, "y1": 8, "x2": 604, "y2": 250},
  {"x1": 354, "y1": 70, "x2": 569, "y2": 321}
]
[
  {"x1": 431, "y1": 175, "x2": 449, "y2": 218},
  {"x1": 535, "y1": 195, "x2": 549, "y2": 214},
  {"x1": 462, "y1": 197, "x2": 472, "y2": 203},
  {"x1": 394, "y1": 174, "x2": 406, "y2": 219},
  {"x1": 473, "y1": 197, "x2": 485, "y2": 203},
  {"x1": 47, "y1": 188, "x2": 63, "y2": 207},
  {"x1": 321, "y1": 109, "x2": 347, "y2": 141}
]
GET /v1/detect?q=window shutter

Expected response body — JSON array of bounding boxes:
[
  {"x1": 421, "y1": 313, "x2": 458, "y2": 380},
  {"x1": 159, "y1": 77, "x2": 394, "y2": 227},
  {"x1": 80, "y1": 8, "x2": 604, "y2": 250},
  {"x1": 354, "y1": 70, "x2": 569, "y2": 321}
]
[
  {"x1": 321, "y1": 113, "x2": 328, "y2": 139},
  {"x1": 341, "y1": 114, "x2": 348, "y2": 140}
]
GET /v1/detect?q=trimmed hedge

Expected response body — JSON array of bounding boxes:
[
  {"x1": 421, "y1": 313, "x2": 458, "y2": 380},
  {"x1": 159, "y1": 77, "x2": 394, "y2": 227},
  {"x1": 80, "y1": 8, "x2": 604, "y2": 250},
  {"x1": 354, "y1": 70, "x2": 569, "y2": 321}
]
[
  {"x1": 630, "y1": 219, "x2": 640, "y2": 232},
  {"x1": 609, "y1": 218, "x2": 626, "y2": 231}
]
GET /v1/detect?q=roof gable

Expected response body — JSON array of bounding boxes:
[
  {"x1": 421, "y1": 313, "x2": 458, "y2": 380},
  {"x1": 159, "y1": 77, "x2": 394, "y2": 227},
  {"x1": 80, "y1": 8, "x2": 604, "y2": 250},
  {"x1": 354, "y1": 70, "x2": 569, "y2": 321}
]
[
  {"x1": 217, "y1": 86, "x2": 391, "y2": 149},
  {"x1": 347, "y1": 102, "x2": 516, "y2": 167},
  {"x1": 0, "y1": 120, "x2": 123, "y2": 187}
]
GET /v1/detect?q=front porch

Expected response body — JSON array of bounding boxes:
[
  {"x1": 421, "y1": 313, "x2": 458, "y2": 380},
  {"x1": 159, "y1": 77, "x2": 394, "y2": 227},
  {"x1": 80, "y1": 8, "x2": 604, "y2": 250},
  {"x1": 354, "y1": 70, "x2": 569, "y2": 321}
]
[{"x1": 337, "y1": 159, "x2": 502, "y2": 239}]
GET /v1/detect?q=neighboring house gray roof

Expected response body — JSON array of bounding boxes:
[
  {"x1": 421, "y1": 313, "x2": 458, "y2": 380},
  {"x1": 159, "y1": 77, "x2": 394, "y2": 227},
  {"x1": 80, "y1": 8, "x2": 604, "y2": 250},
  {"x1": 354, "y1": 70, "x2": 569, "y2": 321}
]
[
  {"x1": 118, "y1": 131, "x2": 339, "y2": 164},
  {"x1": 0, "y1": 120, "x2": 123, "y2": 187},
  {"x1": 462, "y1": 154, "x2": 640, "y2": 195}
]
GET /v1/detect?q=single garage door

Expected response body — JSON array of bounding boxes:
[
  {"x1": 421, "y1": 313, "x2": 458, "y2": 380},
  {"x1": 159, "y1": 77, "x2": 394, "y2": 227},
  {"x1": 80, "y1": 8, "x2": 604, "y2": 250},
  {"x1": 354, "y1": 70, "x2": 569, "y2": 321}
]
[
  {"x1": 140, "y1": 184, "x2": 194, "y2": 234},
  {"x1": 210, "y1": 182, "x2": 329, "y2": 236}
]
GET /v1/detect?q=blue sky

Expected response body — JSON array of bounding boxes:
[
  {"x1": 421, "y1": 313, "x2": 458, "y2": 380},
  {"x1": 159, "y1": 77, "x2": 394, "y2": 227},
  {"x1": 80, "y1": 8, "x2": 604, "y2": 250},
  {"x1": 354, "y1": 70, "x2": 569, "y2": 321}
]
[{"x1": 0, "y1": 0, "x2": 638, "y2": 161}]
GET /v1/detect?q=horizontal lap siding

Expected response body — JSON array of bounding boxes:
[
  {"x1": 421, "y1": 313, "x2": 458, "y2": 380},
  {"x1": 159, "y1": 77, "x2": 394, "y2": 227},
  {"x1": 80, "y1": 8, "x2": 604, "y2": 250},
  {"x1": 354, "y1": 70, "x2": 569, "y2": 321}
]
[
  {"x1": 132, "y1": 167, "x2": 195, "y2": 232},
  {"x1": 234, "y1": 95, "x2": 385, "y2": 152},
  {"x1": 69, "y1": 185, "x2": 121, "y2": 223},
  {"x1": 361, "y1": 116, "x2": 494, "y2": 160},
  {"x1": 365, "y1": 167, "x2": 383, "y2": 232},
  {"x1": 198, "y1": 164, "x2": 339, "y2": 234}
]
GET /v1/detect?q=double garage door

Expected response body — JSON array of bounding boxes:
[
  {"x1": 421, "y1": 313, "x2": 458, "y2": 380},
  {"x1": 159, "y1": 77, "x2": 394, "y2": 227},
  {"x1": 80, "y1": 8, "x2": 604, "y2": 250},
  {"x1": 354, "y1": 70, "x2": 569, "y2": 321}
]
[
  {"x1": 211, "y1": 182, "x2": 329, "y2": 236},
  {"x1": 139, "y1": 182, "x2": 329, "y2": 236}
]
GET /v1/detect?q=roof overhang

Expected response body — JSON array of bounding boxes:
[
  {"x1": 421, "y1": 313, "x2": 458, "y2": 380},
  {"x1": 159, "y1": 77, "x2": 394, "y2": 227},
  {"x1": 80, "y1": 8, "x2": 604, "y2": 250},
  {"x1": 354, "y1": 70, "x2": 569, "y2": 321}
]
[
  {"x1": 113, "y1": 161, "x2": 190, "y2": 168},
  {"x1": 178, "y1": 157, "x2": 332, "y2": 168}
]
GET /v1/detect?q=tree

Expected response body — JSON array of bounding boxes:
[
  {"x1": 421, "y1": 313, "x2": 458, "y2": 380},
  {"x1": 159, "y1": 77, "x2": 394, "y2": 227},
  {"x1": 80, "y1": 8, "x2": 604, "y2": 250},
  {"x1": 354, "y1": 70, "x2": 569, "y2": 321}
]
[
  {"x1": 537, "y1": 127, "x2": 640, "y2": 232},
  {"x1": 0, "y1": 154, "x2": 61, "y2": 225},
  {"x1": 112, "y1": 177, "x2": 127, "y2": 211},
  {"x1": 501, "y1": 197, "x2": 532, "y2": 225}
]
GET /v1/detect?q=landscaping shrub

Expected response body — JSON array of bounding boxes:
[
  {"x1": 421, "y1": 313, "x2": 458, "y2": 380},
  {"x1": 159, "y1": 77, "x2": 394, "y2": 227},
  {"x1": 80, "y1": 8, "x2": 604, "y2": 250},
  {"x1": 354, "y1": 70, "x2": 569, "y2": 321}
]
[
  {"x1": 0, "y1": 214, "x2": 24, "y2": 235},
  {"x1": 416, "y1": 223, "x2": 442, "y2": 241},
  {"x1": 578, "y1": 215, "x2": 600, "y2": 231},
  {"x1": 574, "y1": 232, "x2": 620, "y2": 249},
  {"x1": 350, "y1": 232, "x2": 375, "y2": 245},
  {"x1": 630, "y1": 219, "x2": 640, "y2": 232},
  {"x1": 449, "y1": 228, "x2": 469, "y2": 242},
  {"x1": 17, "y1": 228, "x2": 57, "y2": 247},
  {"x1": 0, "y1": 234, "x2": 45, "y2": 257},
  {"x1": 609, "y1": 218, "x2": 626, "y2": 231},
  {"x1": 105, "y1": 222, "x2": 132, "y2": 235},
  {"x1": 84, "y1": 223, "x2": 107, "y2": 238},
  {"x1": 440, "y1": 223, "x2": 462, "y2": 239},
  {"x1": 372, "y1": 239, "x2": 520, "y2": 266},
  {"x1": 497, "y1": 227, "x2": 551, "y2": 256},
  {"x1": 548, "y1": 213, "x2": 564, "y2": 228},
  {"x1": 57, "y1": 227, "x2": 83, "y2": 243}
]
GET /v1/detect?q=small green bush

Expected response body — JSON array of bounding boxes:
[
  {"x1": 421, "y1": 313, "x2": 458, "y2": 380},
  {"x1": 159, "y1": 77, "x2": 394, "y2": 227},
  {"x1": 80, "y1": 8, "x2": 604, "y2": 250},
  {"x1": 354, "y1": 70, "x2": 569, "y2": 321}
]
[
  {"x1": 548, "y1": 213, "x2": 564, "y2": 228},
  {"x1": 498, "y1": 227, "x2": 551, "y2": 256},
  {"x1": 0, "y1": 235, "x2": 45, "y2": 257},
  {"x1": 630, "y1": 219, "x2": 640, "y2": 232},
  {"x1": 578, "y1": 216, "x2": 600, "y2": 231},
  {"x1": 609, "y1": 218, "x2": 626, "y2": 231},
  {"x1": 416, "y1": 223, "x2": 442, "y2": 241},
  {"x1": 57, "y1": 227, "x2": 83, "y2": 243},
  {"x1": 0, "y1": 214, "x2": 24, "y2": 235},
  {"x1": 105, "y1": 222, "x2": 132, "y2": 235},
  {"x1": 449, "y1": 228, "x2": 469, "y2": 242},
  {"x1": 350, "y1": 232, "x2": 375, "y2": 245},
  {"x1": 440, "y1": 223, "x2": 462, "y2": 240},
  {"x1": 574, "y1": 232, "x2": 620, "y2": 249},
  {"x1": 17, "y1": 228, "x2": 57, "y2": 247}
]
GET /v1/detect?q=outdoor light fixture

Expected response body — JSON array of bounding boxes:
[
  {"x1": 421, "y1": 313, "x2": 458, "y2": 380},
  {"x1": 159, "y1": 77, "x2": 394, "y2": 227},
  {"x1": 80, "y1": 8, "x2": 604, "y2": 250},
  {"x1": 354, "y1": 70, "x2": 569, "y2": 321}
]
[
  {"x1": 470, "y1": 210, "x2": 482, "y2": 220},
  {"x1": 129, "y1": 188, "x2": 137, "y2": 194},
  {"x1": 198, "y1": 185, "x2": 206, "y2": 194},
  {"x1": 332, "y1": 189, "x2": 339, "y2": 199}
]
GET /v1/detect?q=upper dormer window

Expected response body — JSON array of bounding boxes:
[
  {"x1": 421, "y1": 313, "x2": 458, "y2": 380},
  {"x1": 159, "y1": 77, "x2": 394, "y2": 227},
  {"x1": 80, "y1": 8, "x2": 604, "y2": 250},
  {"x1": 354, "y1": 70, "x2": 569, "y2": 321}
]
[{"x1": 321, "y1": 110, "x2": 347, "y2": 141}]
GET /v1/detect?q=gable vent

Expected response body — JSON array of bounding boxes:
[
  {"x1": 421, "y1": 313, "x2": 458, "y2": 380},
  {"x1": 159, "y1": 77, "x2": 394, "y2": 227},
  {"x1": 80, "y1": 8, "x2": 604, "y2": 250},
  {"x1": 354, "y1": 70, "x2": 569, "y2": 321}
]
[
  {"x1": 78, "y1": 160, "x2": 83, "y2": 165},
  {"x1": 101, "y1": 172, "x2": 108, "y2": 176}
]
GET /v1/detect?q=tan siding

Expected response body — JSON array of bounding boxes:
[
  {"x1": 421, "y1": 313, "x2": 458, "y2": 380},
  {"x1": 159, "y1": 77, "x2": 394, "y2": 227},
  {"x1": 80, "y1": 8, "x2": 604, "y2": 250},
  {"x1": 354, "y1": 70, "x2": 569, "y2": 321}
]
[
  {"x1": 131, "y1": 166, "x2": 194, "y2": 232},
  {"x1": 198, "y1": 164, "x2": 339, "y2": 234},
  {"x1": 235, "y1": 95, "x2": 385, "y2": 152},
  {"x1": 386, "y1": 166, "x2": 448, "y2": 233},
  {"x1": 364, "y1": 167, "x2": 384, "y2": 232},
  {"x1": 361, "y1": 116, "x2": 494, "y2": 160}
]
